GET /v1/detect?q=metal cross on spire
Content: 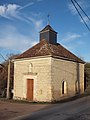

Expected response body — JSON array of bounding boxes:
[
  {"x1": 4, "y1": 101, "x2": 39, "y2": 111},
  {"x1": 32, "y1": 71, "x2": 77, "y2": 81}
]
[{"x1": 47, "y1": 14, "x2": 50, "y2": 25}]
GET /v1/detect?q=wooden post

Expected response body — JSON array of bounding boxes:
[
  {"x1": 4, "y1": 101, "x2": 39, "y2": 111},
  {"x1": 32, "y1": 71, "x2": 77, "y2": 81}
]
[{"x1": 7, "y1": 60, "x2": 10, "y2": 99}]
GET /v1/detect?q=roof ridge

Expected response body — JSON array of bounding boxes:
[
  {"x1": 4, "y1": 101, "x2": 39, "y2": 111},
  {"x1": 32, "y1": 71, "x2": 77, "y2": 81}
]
[
  {"x1": 58, "y1": 44, "x2": 83, "y2": 61},
  {"x1": 45, "y1": 42, "x2": 52, "y2": 55}
]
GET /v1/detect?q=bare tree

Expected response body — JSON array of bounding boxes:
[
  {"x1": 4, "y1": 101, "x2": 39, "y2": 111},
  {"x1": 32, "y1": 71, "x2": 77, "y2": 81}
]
[{"x1": 0, "y1": 54, "x2": 19, "y2": 97}]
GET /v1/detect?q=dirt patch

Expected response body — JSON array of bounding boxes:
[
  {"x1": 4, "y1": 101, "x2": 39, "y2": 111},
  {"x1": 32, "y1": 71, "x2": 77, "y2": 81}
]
[{"x1": 0, "y1": 100, "x2": 50, "y2": 120}]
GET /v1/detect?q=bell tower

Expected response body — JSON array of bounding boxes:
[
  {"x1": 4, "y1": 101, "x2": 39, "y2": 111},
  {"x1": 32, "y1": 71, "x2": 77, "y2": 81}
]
[{"x1": 39, "y1": 25, "x2": 57, "y2": 45}]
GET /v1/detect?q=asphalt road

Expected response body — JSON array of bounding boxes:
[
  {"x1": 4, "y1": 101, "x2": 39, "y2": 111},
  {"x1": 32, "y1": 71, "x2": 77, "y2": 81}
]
[{"x1": 12, "y1": 96, "x2": 90, "y2": 120}]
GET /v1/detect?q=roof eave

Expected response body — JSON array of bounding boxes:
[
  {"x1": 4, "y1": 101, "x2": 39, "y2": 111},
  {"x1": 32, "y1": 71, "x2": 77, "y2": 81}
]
[
  {"x1": 13, "y1": 55, "x2": 85, "y2": 64},
  {"x1": 51, "y1": 55, "x2": 85, "y2": 64}
]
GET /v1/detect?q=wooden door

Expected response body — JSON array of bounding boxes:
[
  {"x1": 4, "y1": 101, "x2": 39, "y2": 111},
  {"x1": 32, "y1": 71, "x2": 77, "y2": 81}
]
[{"x1": 27, "y1": 79, "x2": 34, "y2": 101}]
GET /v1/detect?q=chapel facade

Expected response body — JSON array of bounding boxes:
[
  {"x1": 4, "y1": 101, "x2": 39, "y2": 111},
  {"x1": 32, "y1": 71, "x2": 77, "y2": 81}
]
[{"x1": 13, "y1": 25, "x2": 84, "y2": 102}]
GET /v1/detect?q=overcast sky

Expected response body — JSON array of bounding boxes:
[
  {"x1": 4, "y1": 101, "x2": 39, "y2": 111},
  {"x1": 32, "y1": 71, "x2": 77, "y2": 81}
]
[{"x1": 0, "y1": 0, "x2": 90, "y2": 62}]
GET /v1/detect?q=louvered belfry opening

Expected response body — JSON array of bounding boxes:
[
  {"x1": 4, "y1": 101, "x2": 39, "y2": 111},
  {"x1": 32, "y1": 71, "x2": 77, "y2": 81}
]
[{"x1": 40, "y1": 25, "x2": 57, "y2": 45}]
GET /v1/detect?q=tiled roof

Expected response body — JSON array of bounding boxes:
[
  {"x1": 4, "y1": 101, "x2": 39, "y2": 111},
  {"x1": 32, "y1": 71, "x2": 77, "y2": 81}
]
[{"x1": 16, "y1": 40, "x2": 84, "y2": 63}]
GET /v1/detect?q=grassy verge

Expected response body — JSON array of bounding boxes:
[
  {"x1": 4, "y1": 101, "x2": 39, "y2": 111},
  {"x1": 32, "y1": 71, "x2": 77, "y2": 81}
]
[
  {"x1": 0, "y1": 93, "x2": 90, "y2": 104},
  {"x1": 52, "y1": 93, "x2": 90, "y2": 103}
]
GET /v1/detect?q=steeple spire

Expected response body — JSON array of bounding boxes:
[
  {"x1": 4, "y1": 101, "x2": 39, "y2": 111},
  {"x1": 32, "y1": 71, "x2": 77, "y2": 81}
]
[{"x1": 47, "y1": 14, "x2": 50, "y2": 25}]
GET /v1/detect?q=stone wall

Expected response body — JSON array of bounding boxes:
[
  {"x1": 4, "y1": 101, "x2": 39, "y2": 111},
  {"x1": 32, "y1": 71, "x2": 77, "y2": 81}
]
[
  {"x1": 13, "y1": 56, "x2": 84, "y2": 102},
  {"x1": 51, "y1": 57, "x2": 84, "y2": 102},
  {"x1": 14, "y1": 57, "x2": 52, "y2": 102}
]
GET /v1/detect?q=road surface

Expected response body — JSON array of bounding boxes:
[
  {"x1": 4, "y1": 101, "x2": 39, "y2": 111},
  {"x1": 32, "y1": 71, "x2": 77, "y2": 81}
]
[
  {"x1": 0, "y1": 100, "x2": 50, "y2": 120},
  {"x1": 12, "y1": 96, "x2": 90, "y2": 120}
]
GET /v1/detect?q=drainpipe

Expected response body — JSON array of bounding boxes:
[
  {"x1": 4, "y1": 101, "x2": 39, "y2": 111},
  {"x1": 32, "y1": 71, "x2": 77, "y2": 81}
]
[{"x1": 77, "y1": 62, "x2": 80, "y2": 94}]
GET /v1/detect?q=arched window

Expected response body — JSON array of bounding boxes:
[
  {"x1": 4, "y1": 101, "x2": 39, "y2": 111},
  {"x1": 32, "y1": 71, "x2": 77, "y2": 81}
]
[
  {"x1": 62, "y1": 81, "x2": 67, "y2": 94},
  {"x1": 75, "y1": 80, "x2": 79, "y2": 94},
  {"x1": 28, "y1": 63, "x2": 33, "y2": 73}
]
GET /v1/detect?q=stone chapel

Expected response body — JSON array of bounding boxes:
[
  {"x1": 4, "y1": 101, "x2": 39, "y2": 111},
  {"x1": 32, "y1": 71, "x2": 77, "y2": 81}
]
[{"x1": 13, "y1": 25, "x2": 85, "y2": 102}]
